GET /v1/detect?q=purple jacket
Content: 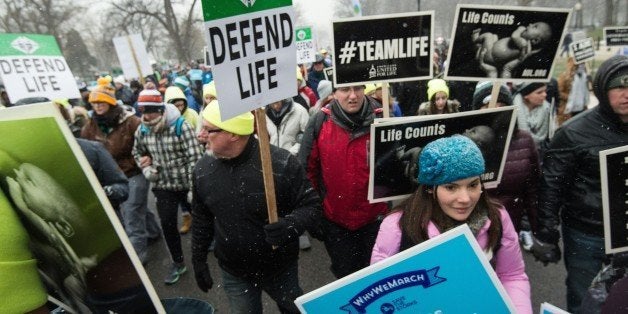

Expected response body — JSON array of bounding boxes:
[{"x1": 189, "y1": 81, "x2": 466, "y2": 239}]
[
  {"x1": 486, "y1": 130, "x2": 540, "y2": 232},
  {"x1": 371, "y1": 207, "x2": 532, "y2": 314}
]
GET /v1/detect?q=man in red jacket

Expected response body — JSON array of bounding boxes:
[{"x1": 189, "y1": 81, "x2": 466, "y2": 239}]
[{"x1": 298, "y1": 85, "x2": 388, "y2": 278}]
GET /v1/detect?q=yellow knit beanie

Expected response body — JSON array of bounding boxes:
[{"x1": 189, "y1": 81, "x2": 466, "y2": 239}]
[
  {"x1": 88, "y1": 76, "x2": 117, "y2": 106},
  {"x1": 202, "y1": 101, "x2": 254, "y2": 135},
  {"x1": 427, "y1": 78, "x2": 449, "y2": 101}
]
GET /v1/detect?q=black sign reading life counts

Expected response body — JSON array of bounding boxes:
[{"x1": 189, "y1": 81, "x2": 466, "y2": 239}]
[
  {"x1": 332, "y1": 12, "x2": 433, "y2": 87},
  {"x1": 604, "y1": 27, "x2": 628, "y2": 47}
]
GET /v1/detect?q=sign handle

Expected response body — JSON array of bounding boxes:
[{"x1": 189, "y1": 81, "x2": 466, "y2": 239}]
[
  {"x1": 488, "y1": 82, "x2": 500, "y2": 108},
  {"x1": 381, "y1": 82, "x2": 390, "y2": 118},
  {"x1": 254, "y1": 108, "x2": 279, "y2": 249},
  {"x1": 126, "y1": 35, "x2": 145, "y2": 85}
]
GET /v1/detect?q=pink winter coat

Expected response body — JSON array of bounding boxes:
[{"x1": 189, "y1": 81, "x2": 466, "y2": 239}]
[{"x1": 371, "y1": 207, "x2": 532, "y2": 314}]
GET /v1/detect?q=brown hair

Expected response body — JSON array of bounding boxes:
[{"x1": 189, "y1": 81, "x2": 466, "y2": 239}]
[{"x1": 395, "y1": 183, "x2": 502, "y2": 250}]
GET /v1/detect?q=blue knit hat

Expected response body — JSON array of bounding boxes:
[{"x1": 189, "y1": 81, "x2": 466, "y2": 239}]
[{"x1": 418, "y1": 135, "x2": 485, "y2": 185}]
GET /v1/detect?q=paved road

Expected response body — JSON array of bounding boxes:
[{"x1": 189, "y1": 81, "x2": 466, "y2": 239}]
[{"x1": 143, "y1": 210, "x2": 568, "y2": 313}]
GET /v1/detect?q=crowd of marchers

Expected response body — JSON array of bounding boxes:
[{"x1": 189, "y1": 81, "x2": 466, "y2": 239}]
[{"x1": 2, "y1": 50, "x2": 627, "y2": 314}]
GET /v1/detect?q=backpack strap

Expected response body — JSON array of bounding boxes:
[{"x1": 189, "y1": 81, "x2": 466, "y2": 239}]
[{"x1": 174, "y1": 116, "x2": 185, "y2": 137}]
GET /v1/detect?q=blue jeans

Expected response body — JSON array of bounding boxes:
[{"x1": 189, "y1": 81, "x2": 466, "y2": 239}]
[
  {"x1": 562, "y1": 225, "x2": 607, "y2": 313},
  {"x1": 120, "y1": 174, "x2": 161, "y2": 263},
  {"x1": 221, "y1": 262, "x2": 302, "y2": 314}
]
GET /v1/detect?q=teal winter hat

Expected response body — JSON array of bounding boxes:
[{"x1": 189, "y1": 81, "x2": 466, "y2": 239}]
[{"x1": 418, "y1": 135, "x2": 485, "y2": 186}]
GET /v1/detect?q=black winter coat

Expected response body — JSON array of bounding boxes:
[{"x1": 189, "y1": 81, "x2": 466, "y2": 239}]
[
  {"x1": 537, "y1": 55, "x2": 628, "y2": 243},
  {"x1": 191, "y1": 137, "x2": 321, "y2": 280}
]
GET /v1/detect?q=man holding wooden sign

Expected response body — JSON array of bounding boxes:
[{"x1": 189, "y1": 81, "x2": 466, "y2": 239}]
[{"x1": 191, "y1": 101, "x2": 321, "y2": 314}]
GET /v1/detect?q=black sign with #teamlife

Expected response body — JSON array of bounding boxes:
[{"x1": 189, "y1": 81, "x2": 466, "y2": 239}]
[
  {"x1": 332, "y1": 12, "x2": 433, "y2": 87},
  {"x1": 445, "y1": 4, "x2": 570, "y2": 82}
]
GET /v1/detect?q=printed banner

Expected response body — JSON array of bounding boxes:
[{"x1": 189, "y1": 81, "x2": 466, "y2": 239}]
[
  {"x1": 569, "y1": 37, "x2": 595, "y2": 64},
  {"x1": 604, "y1": 26, "x2": 628, "y2": 47},
  {"x1": 0, "y1": 104, "x2": 164, "y2": 313},
  {"x1": 445, "y1": 5, "x2": 570, "y2": 82},
  {"x1": 201, "y1": 0, "x2": 296, "y2": 120},
  {"x1": 369, "y1": 107, "x2": 516, "y2": 202},
  {"x1": 0, "y1": 33, "x2": 81, "y2": 104},
  {"x1": 600, "y1": 145, "x2": 628, "y2": 254},
  {"x1": 295, "y1": 225, "x2": 515, "y2": 313},
  {"x1": 112, "y1": 34, "x2": 153, "y2": 80},
  {"x1": 296, "y1": 26, "x2": 316, "y2": 64},
  {"x1": 323, "y1": 66, "x2": 334, "y2": 82},
  {"x1": 332, "y1": 12, "x2": 433, "y2": 87}
]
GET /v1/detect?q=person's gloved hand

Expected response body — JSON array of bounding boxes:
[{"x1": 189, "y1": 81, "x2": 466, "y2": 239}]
[
  {"x1": 530, "y1": 236, "x2": 561, "y2": 266},
  {"x1": 193, "y1": 262, "x2": 213, "y2": 292},
  {"x1": 142, "y1": 166, "x2": 159, "y2": 182},
  {"x1": 264, "y1": 218, "x2": 299, "y2": 246},
  {"x1": 187, "y1": 190, "x2": 193, "y2": 204}
]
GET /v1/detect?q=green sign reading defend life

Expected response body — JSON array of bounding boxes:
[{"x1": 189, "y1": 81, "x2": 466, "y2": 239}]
[
  {"x1": 200, "y1": 0, "x2": 296, "y2": 120},
  {"x1": 0, "y1": 33, "x2": 80, "y2": 103}
]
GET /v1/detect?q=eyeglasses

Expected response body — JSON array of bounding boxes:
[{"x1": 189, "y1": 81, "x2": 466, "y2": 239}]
[{"x1": 200, "y1": 127, "x2": 223, "y2": 134}]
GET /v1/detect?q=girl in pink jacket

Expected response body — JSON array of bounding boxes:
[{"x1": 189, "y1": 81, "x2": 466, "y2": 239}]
[{"x1": 371, "y1": 135, "x2": 532, "y2": 314}]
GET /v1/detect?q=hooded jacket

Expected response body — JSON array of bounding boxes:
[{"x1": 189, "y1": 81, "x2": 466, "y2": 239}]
[
  {"x1": 165, "y1": 86, "x2": 199, "y2": 129},
  {"x1": 265, "y1": 100, "x2": 310, "y2": 155},
  {"x1": 538, "y1": 55, "x2": 628, "y2": 242},
  {"x1": 132, "y1": 104, "x2": 204, "y2": 191},
  {"x1": 299, "y1": 96, "x2": 389, "y2": 230}
]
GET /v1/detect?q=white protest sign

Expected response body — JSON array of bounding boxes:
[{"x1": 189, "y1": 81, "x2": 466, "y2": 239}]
[
  {"x1": 295, "y1": 26, "x2": 315, "y2": 64},
  {"x1": 201, "y1": 0, "x2": 296, "y2": 120},
  {"x1": 112, "y1": 34, "x2": 153, "y2": 80},
  {"x1": 0, "y1": 33, "x2": 80, "y2": 103},
  {"x1": 569, "y1": 37, "x2": 595, "y2": 64}
]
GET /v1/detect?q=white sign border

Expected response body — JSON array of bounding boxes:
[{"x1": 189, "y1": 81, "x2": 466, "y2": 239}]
[
  {"x1": 444, "y1": 4, "x2": 572, "y2": 84},
  {"x1": 600, "y1": 144, "x2": 628, "y2": 255},
  {"x1": 0, "y1": 103, "x2": 166, "y2": 313}
]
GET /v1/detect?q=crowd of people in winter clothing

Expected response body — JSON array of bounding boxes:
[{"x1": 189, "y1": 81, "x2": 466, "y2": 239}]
[{"x1": 2, "y1": 39, "x2": 627, "y2": 314}]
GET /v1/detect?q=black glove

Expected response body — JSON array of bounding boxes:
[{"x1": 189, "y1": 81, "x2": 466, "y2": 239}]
[
  {"x1": 530, "y1": 236, "x2": 561, "y2": 266},
  {"x1": 193, "y1": 262, "x2": 213, "y2": 292},
  {"x1": 264, "y1": 218, "x2": 299, "y2": 246}
]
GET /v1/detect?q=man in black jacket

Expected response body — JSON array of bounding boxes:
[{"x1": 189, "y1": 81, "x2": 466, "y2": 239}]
[
  {"x1": 191, "y1": 102, "x2": 321, "y2": 314},
  {"x1": 534, "y1": 55, "x2": 628, "y2": 313}
]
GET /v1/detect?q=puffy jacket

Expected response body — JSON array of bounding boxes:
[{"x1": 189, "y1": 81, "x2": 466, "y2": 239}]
[
  {"x1": 266, "y1": 101, "x2": 309, "y2": 155},
  {"x1": 538, "y1": 55, "x2": 628, "y2": 243},
  {"x1": 191, "y1": 137, "x2": 321, "y2": 280},
  {"x1": 299, "y1": 97, "x2": 388, "y2": 230},
  {"x1": 371, "y1": 208, "x2": 532, "y2": 314},
  {"x1": 486, "y1": 130, "x2": 540, "y2": 232},
  {"x1": 417, "y1": 99, "x2": 460, "y2": 115}
]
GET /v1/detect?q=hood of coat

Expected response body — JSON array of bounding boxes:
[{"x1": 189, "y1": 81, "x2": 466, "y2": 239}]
[{"x1": 593, "y1": 55, "x2": 628, "y2": 123}]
